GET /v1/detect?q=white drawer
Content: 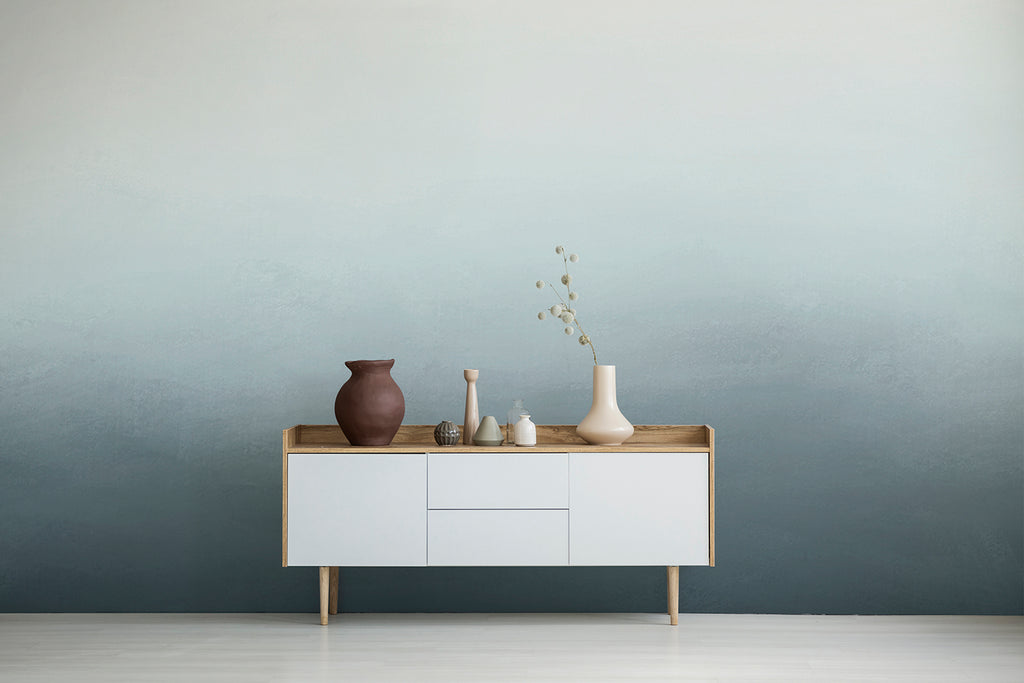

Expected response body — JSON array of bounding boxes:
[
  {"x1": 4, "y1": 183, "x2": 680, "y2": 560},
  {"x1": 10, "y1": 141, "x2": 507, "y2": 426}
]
[
  {"x1": 428, "y1": 510, "x2": 568, "y2": 566},
  {"x1": 428, "y1": 452, "x2": 568, "y2": 509}
]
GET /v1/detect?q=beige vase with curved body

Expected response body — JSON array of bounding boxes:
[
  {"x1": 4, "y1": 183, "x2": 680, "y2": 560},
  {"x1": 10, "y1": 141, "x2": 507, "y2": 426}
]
[{"x1": 576, "y1": 364, "x2": 634, "y2": 446}]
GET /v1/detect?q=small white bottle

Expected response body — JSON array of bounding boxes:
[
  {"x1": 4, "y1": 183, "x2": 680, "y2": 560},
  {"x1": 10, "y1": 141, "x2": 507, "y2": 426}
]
[{"x1": 514, "y1": 414, "x2": 537, "y2": 447}]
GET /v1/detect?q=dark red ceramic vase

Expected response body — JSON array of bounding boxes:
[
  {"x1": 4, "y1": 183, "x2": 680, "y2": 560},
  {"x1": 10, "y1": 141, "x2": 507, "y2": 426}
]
[{"x1": 334, "y1": 359, "x2": 405, "y2": 446}]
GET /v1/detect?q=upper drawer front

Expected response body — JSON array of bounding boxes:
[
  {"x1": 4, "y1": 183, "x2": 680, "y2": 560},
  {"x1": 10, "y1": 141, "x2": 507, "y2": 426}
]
[{"x1": 428, "y1": 452, "x2": 568, "y2": 509}]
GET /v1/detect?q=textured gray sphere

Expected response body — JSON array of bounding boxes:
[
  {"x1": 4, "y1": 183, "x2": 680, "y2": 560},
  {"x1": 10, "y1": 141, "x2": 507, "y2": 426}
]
[{"x1": 433, "y1": 420, "x2": 460, "y2": 446}]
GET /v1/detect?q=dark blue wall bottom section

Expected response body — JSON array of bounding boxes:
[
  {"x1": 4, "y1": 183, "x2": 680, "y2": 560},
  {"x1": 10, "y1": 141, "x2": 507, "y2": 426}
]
[{"x1": 0, "y1": 421, "x2": 1021, "y2": 615}]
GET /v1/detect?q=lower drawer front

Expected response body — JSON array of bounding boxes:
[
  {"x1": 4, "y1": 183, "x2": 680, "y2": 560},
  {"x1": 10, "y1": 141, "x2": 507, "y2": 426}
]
[{"x1": 428, "y1": 510, "x2": 568, "y2": 566}]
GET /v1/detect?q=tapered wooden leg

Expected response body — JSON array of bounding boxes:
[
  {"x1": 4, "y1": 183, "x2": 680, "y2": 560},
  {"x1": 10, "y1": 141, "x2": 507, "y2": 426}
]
[
  {"x1": 667, "y1": 566, "x2": 679, "y2": 626},
  {"x1": 319, "y1": 567, "x2": 330, "y2": 626},
  {"x1": 329, "y1": 567, "x2": 339, "y2": 615}
]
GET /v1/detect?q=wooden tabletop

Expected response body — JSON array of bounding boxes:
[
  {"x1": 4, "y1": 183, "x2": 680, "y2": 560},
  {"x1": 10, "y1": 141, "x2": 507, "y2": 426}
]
[{"x1": 284, "y1": 424, "x2": 713, "y2": 453}]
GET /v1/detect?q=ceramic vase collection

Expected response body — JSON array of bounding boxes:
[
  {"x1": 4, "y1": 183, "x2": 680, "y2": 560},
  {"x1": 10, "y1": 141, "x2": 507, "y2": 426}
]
[
  {"x1": 332, "y1": 362, "x2": 632, "y2": 448},
  {"x1": 576, "y1": 364, "x2": 633, "y2": 446},
  {"x1": 334, "y1": 359, "x2": 405, "y2": 446}
]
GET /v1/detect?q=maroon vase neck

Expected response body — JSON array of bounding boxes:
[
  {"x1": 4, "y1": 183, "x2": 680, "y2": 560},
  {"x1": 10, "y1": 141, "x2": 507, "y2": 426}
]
[{"x1": 345, "y1": 359, "x2": 395, "y2": 373}]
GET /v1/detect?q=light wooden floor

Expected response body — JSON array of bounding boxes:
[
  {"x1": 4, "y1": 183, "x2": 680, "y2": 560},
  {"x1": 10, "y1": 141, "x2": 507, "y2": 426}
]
[{"x1": 1, "y1": 613, "x2": 1022, "y2": 682}]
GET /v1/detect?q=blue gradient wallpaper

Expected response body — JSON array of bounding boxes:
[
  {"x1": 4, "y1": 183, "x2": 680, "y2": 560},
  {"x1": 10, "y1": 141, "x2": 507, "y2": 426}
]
[{"x1": 2, "y1": 1, "x2": 1021, "y2": 614}]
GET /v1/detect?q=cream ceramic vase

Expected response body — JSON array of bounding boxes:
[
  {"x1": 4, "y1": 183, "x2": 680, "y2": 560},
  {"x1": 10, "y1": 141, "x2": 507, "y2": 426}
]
[{"x1": 576, "y1": 364, "x2": 634, "y2": 446}]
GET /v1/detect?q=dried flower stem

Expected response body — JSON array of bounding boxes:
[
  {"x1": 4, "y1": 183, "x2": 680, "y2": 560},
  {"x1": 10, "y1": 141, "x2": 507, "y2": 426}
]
[{"x1": 540, "y1": 251, "x2": 597, "y2": 365}]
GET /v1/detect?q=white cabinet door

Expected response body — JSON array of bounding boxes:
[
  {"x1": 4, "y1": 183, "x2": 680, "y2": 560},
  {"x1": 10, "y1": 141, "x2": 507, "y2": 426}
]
[
  {"x1": 569, "y1": 452, "x2": 710, "y2": 566},
  {"x1": 428, "y1": 510, "x2": 569, "y2": 566},
  {"x1": 428, "y1": 453, "x2": 568, "y2": 509},
  {"x1": 287, "y1": 453, "x2": 426, "y2": 567}
]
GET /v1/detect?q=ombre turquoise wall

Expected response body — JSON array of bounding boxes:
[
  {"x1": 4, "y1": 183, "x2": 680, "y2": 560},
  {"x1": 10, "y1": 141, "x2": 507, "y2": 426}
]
[{"x1": 2, "y1": 1, "x2": 1021, "y2": 614}]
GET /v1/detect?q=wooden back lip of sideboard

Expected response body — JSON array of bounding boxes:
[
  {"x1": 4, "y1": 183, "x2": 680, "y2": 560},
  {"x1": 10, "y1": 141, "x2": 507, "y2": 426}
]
[{"x1": 283, "y1": 424, "x2": 714, "y2": 453}]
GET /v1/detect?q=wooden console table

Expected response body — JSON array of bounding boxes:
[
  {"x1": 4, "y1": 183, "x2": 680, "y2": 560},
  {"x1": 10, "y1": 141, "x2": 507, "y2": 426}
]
[{"x1": 282, "y1": 424, "x2": 714, "y2": 625}]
